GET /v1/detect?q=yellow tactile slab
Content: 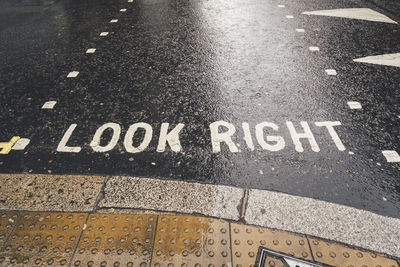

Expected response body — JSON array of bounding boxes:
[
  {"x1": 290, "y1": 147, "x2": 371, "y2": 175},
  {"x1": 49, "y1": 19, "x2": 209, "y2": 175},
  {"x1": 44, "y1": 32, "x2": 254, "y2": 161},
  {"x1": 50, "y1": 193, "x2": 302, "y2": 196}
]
[
  {"x1": 0, "y1": 212, "x2": 87, "y2": 266},
  {"x1": 71, "y1": 214, "x2": 156, "y2": 267},
  {"x1": 0, "y1": 212, "x2": 18, "y2": 249},
  {"x1": 231, "y1": 223, "x2": 312, "y2": 267},
  {"x1": 0, "y1": 211, "x2": 398, "y2": 267},
  {"x1": 151, "y1": 215, "x2": 231, "y2": 267},
  {"x1": 309, "y1": 237, "x2": 399, "y2": 267}
]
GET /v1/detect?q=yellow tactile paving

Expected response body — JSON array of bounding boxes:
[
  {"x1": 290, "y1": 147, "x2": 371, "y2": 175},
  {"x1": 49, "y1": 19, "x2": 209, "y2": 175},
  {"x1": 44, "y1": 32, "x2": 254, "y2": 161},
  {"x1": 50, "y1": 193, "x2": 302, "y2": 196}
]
[
  {"x1": 0, "y1": 211, "x2": 398, "y2": 267},
  {"x1": 151, "y1": 215, "x2": 231, "y2": 267},
  {"x1": 0, "y1": 212, "x2": 18, "y2": 249},
  {"x1": 309, "y1": 237, "x2": 399, "y2": 267},
  {"x1": 0, "y1": 212, "x2": 87, "y2": 266},
  {"x1": 71, "y1": 214, "x2": 156, "y2": 267},
  {"x1": 231, "y1": 223, "x2": 312, "y2": 267}
]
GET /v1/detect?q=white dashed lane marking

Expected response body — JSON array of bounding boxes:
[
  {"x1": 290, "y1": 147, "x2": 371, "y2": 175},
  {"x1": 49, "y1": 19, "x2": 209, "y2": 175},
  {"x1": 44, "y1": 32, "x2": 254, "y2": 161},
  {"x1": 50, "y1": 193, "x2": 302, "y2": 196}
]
[
  {"x1": 11, "y1": 138, "x2": 30, "y2": 150},
  {"x1": 309, "y1": 46, "x2": 320, "y2": 52},
  {"x1": 278, "y1": 4, "x2": 285, "y2": 8},
  {"x1": 100, "y1": 32, "x2": 109, "y2": 36},
  {"x1": 302, "y1": 8, "x2": 398, "y2": 24},
  {"x1": 286, "y1": 15, "x2": 294, "y2": 19},
  {"x1": 67, "y1": 71, "x2": 79, "y2": 78},
  {"x1": 41, "y1": 101, "x2": 57, "y2": 109},
  {"x1": 382, "y1": 150, "x2": 400, "y2": 163},
  {"x1": 86, "y1": 48, "x2": 96, "y2": 54},
  {"x1": 120, "y1": 8, "x2": 127, "y2": 12},
  {"x1": 296, "y1": 28, "x2": 305, "y2": 33},
  {"x1": 347, "y1": 101, "x2": 362, "y2": 109},
  {"x1": 325, "y1": 69, "x2": 337, "y2": 76},
  {"x1": 110, "y1": 19, "x2": 118, "y2": 23}
]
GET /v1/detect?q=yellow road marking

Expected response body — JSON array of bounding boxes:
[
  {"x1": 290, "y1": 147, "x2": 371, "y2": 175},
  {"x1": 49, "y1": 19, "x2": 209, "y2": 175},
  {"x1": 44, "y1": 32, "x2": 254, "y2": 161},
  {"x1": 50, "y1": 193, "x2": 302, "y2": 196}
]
[{"x1": 0, "y1": 136, "x2": 20, "y2": 154}]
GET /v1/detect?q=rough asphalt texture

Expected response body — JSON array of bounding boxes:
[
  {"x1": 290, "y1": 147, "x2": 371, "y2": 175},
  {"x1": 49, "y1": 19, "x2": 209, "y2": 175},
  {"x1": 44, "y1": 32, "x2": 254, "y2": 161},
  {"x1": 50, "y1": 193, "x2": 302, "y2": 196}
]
[{"x1": 0, "y1": 0, "x2": 399, "y2": 217}]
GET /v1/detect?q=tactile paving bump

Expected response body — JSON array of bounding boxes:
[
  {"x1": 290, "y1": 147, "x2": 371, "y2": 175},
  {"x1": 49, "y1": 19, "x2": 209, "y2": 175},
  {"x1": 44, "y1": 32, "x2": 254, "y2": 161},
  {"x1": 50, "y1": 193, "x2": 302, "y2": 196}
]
[
  {"x1": 231, "y1": 223, "x2": 312, "y2": 267},
  {"x1": 309, "y1": 237, "x2": 399, "y2": 267},
  {"x1": 71, "y1": 214, "x2": 156, "y2": 267},
  {"x1": 151, "y1": 215, "x2": 231, "y2": 267},
  {"x1": 261, "y1": 256, "x2": 285, "y2": 267},
  {"x1": 0, "y1": 212, "x2": 18, "y2": 249},
  {"x1": 0, "y1": 212, "x2": 87, "y2": 266}
]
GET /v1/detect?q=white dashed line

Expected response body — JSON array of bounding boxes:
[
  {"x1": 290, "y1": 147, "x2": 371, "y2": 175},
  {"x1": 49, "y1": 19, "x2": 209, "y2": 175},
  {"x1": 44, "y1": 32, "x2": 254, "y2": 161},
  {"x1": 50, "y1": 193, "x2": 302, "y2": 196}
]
[
  {"x1": 100, "y1": 32, "x2": 109, "y2": 36},
  {"x1": 347, "y1": 101, "x2": 362, "y2": 109},
  {"x1": 128, "y1": 0, "x2": 133, "y2": 2},
  {"x1": 86, "y1": 48, "x2": 96, "y2": 54},
  {"x1": 309, "y1": 46, "x2": 320, "y2": 52},
  {"x1": 382, "y1": 150, "x2": 400, "y2": 162},
  {"x1": 259, "y1": 170, "x2": 263, "y2": 175},
  {"x1": 11, "y1": 138, "x2": 30, "y2": 150},
  {"x1": 67, "y1": 71, "x2": 79, "y2": 78},
  {"x1": 296, "y1": 28, "x2": 305, "y2": 33},
  {"x1": 41, "y1": 101, "x2": 57, "y2": 109},
  {"x1": 110, "y1": 19, "x2": 118, "y2": 23},
  {"x1": 348, "y1": 151, "x2": 354, "y2": 155},
  {"x1": 278, "y1": 4, "x2": 285, "y2": 8},
  {"x1": 325, "y1": 69, "x2": 337, "y2": 76},
  {"x1": 286, "y1": 15, "x2": 294, "y2": 19},
  {"x1": 120, "y1": 8, "x2": 127, "y2": 12}
]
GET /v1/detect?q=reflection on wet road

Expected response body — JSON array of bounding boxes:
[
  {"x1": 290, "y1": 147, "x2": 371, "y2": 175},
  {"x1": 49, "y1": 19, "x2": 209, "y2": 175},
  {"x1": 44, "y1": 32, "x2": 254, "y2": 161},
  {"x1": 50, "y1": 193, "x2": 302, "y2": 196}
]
[{"x1": 0, "y1": 0, "x2": 399, "y2": 217}]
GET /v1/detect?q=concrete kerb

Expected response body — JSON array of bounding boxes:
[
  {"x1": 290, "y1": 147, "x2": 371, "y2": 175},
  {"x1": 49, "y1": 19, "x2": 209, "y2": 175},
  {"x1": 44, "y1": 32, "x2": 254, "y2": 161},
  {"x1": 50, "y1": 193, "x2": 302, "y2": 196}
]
[{"x1": 0, "y1": 173, "x2": 399, "y2": 261}]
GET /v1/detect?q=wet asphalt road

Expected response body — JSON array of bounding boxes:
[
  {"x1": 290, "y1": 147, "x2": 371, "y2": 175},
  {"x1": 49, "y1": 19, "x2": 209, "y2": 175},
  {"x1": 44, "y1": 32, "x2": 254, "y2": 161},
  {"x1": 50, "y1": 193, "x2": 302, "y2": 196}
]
[{"x1": 0, "y1": 0, "x2": 399, "y2": 217}]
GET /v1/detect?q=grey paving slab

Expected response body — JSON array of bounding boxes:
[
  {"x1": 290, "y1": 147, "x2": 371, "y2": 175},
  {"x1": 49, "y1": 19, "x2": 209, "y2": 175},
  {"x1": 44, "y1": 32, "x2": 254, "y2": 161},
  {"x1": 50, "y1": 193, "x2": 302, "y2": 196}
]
[
  {"x1": 0, "y1": 173, "x2": 104, "y2": 211},
  {"x1": 99, "y1": 176, "x2": 243, "y2": 220},
  {"x1": 245, "y1": 189, "x2": 400, "y2": 257}
]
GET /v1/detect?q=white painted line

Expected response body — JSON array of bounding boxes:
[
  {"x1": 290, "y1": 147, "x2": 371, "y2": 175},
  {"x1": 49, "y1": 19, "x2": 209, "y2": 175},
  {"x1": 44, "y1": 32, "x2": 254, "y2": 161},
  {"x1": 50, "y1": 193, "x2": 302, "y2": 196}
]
[
  {"x1": 309, "y1": 46, "x2": 320, "y2": 52},
  {"x1": 120, "y1": 8, "x2": 127, "y2": 12},
  {"x1": 12, "y1": 138, "x2": 30, "y2": 150},
  {"x1": 348, "y1": 151, "x2": 354, "y2": 155},
  {"x1": 353, "y1": 53, "x2": 400, "y2": 68},
  {"x1": 296, "y1": 28, "x2": 305, "y2": 33},
  {"x1": 347, "y1": 101, "x2": 362, "y2": 109},
  {"x1": 110, "y1": 19, "x2": 118, "y2": 23},
  {"x1": 302, "y1": 8, "x2": 398, "y2": 24},
  {"x1": 67, "y1": 71, "x2": 79, "y2": 78},
  {"x1": 245, "y1": 189, "x2": 400, "y2": 257},
  {"x1": 278, "y1": 4, "x2": 285, "y2": 7},
  {"x1": 86, "y1": 48, "x2": 96, "y2": 54},
  {"x1": 128, "y1": 0, "x2": 133, "y2": 2},
  {"x1": 286, "y1": 15, "x2": 294, "y2": 19},
  {"x1": 382, "y1": 150, "x2": 400, "y2": 162},
  {"x1": 41, "y1": 101, "x2": 57, "y2": 109},
  {"x1": 325, "y1": 69, "x2": 337, "y2": 75},
  {"x1": 100, "y1": 32, "x2": 109, "y2": 36}
]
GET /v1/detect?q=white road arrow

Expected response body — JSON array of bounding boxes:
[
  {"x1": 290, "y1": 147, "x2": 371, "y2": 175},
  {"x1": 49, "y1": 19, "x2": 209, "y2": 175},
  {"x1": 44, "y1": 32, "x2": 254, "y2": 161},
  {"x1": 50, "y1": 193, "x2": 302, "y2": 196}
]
[
  {"x1": 353, "y1": 52, "x2": 400, "y2": 67},
  {"x1": 302, "y1": 8, "x2": 398, "y2": 24}
]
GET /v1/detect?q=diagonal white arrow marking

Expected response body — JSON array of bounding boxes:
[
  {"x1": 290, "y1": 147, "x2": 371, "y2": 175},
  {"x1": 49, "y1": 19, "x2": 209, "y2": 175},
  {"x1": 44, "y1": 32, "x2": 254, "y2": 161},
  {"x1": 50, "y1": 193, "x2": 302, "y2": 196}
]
[
  {"x1": 353, "y1": 52, "x2": 400, "y2": 67},
  {"x1": 302, "y1": 8, "x2": 398, "y2": 24}
]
